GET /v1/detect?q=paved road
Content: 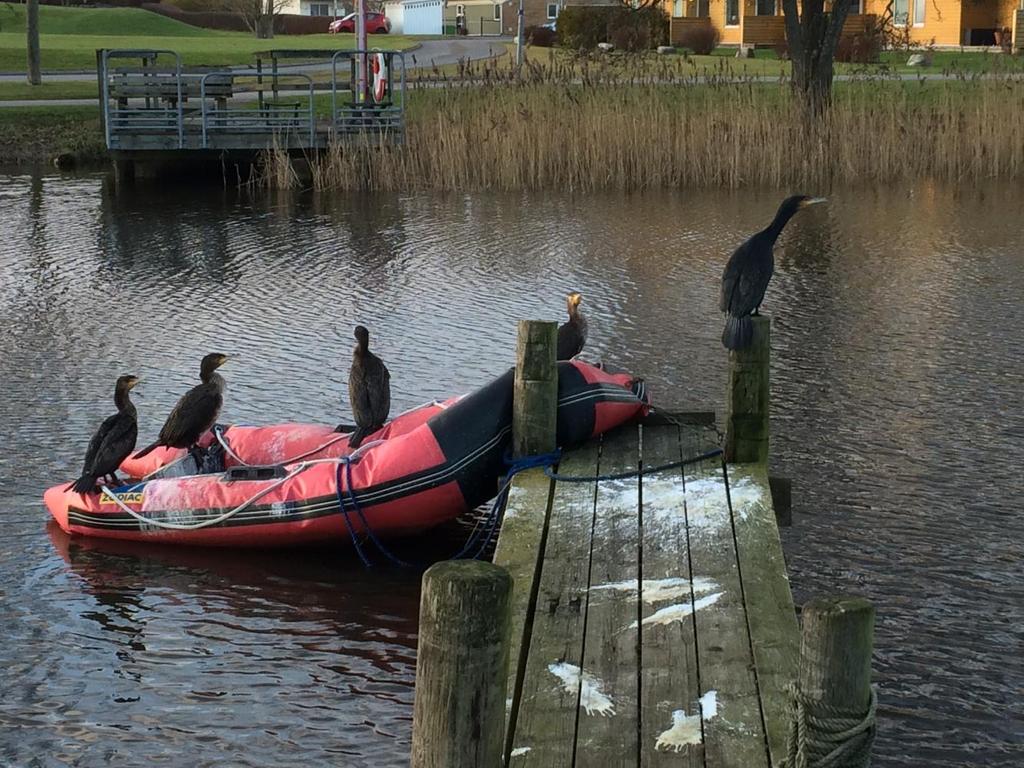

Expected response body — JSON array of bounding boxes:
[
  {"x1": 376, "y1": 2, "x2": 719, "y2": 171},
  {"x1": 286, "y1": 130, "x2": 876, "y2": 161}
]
[{"x1": 0, "y1": 37, "x2": 509, "y2": 82}]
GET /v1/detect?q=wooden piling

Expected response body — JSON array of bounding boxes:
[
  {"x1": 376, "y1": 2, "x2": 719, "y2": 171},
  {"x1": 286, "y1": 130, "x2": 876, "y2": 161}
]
[
  {"x1": 513, "y1": 320, "x2": 558, "y2": 458},
  {"x1": 793, "y1": 597, "x2": 875, "y2": 765},
  {"x1": 725, "y1": 314, "x2": 771, "y2": 464},
  {"x1": 411, "y1": 560, "x2": 513, "y2": 768},
  {"x1": 769, "y1": 475, "x2": 792, "y2": 527}
]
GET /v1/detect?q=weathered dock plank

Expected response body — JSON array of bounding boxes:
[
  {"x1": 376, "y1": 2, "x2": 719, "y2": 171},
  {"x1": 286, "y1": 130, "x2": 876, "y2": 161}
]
[
  {"x1": 492, "y1": 467, "x2": 553, "y2": 737},
  {"x1": 574, "y1": 426, "x2": 641, "y2": 765},
  {"x1": 503, "y1": 441, "x2": 601, "y2": 765},
  {"x1": 727, "y1": 462, "x2": 798, "y2": 767},
  {"x1": 682, "y1": 437, "x2": 770, "y2": 768},
  {"x1": 495, "y1": 421, "x2": 797, "y2": 768},
  {"x1": 638, "y1": 423, "x2": 703, "y2": 768}
]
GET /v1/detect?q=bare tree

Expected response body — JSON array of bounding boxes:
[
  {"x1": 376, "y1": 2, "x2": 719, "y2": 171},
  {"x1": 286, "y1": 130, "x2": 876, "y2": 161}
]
[
  {"x1": 228, "y1": 0, "x2": 291, "y2": 38},
  {"x1": 781, "y1": 0, "x2": 855, "y2": 113},
  {"x1": 27, "y1": 0, "x2": 41, "y2": 85}
]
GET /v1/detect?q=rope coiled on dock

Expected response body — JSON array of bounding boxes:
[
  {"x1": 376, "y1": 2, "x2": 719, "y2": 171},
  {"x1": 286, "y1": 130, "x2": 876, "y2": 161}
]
[{"x1": 785, "y1": 683, "x2": 877, "y2": 768}]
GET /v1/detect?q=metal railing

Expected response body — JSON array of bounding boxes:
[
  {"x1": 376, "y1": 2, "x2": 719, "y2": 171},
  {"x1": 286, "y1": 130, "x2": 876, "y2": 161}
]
[
  {"x1": 200, "y1": 70, "x2": 315, "y2": 149},
  {"x1": 100, "y1": 49, "x2": 185, "y2": 149},
  {"x1": 331, "y1": 49, "x2": 407, "y2": 141}
]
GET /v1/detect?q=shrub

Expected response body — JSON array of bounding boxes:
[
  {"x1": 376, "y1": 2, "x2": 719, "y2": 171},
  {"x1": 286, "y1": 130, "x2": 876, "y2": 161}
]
[
  {"x1": 835, "y1": 19, "x2": 884, "y2": 64},
  {"x1": 557, "y1": 5, "x2": 667, "y2": 52},
  {"x1": 525, "y1": 24, "x2": 557, "y2": 47},
  {"x1": 676, "y1": 23, "x2": 720, "y2": 56},
  {"x1": 556, "y1": 6, "x2": 611, "y2": 50}
]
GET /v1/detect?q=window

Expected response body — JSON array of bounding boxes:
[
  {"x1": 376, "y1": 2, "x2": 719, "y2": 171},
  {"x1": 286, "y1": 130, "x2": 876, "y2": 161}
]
[
  {"x1": 673, "y1": 0, "x2": 683, "y2": 17},
  {"x1": 309, "y1": 2, "x2": 330, "y2": 15},
  {"x1": 913, "y1": 0, "x2": 924, "y2": 25},
  {"x1": 893, "y1": 0, "x2": 908, "y2": 25},
  {"x1": 756, "y1": 0, "x2": 775, "y2": 14},
  {"x1": 725, "y1": 0, "x2": 738, "y2": 25},
  {"x1": 847, "y1": 0, "x2": 862, "y2": 12},
  {"x1": 493, "y1": 3, "x2": 501, "y2": 21},
  {"x1": 547, "y1": 3, "x2": 559, "y2": 19}
]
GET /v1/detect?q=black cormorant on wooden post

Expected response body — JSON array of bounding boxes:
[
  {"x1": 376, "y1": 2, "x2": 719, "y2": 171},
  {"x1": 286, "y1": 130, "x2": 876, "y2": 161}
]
[
  {"x1": 133, "y1": 353, "x2": 229, "y2": 460},
  {"x1": 67, "y1": 374, "x2": 140, "y2": 494},
  {"x1": 720, "y1": 195, "x2": 826, "y2": 350},
  {"x1": 347, "y1": 325, "x2": 391, "y2": 449},
  {"x1": 556, "y1": 291, "x2": 587, "y2": 361}
]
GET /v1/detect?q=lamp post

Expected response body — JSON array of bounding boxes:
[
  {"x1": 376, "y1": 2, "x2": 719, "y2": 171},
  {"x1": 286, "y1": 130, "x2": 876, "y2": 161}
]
[
  {"x1": 515, "y1": 0, "x2": 525, "y2": 67},
  {"x1": 357, "y1": 0, "x2": 367, "y2": 102}
]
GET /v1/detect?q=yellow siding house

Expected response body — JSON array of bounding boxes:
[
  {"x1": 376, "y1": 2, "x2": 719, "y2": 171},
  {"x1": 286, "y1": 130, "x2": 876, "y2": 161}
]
[{"x1": 666, "y1": 0, "x2": 1023, "y2": 48}]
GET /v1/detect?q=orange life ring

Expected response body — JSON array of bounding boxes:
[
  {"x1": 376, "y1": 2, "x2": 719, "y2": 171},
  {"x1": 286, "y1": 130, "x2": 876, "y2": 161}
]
[{"x1": 371, "y1": 52, "x2": 388, "y2": 103}]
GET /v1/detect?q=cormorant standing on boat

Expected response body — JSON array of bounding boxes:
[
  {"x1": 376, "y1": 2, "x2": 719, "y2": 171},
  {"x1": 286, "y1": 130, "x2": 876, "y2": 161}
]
[
  {"x1": 67, "y1": 375, "x2": 140, "y2": 494},
  {"x1": 133, "y1": 353, "x2": 229, "y2": 460},
  {"x1": 347, "y1": 325, "x2": 390, "y2": 449},
  {"x1": 557, "y1": 291, "x2": 587, "y2": 361},
  {"x1": 720, "y1": 195, "x2": 826, "y2": 350}
]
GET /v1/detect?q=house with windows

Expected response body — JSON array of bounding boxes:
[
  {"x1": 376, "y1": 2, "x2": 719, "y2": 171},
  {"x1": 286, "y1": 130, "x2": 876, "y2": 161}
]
[
  {"x1": 666, "y1": 0, "x2": 1022, "y2": 49},
  {"x1": 444, "y1": 0, "x2": 505, "y2": 34},
  {"x1": 499, "y1": 0, "x2": 618, "y2": 37},
  {"x1": 381, "y1": 0, "x2": 503, "y2": 34},
  {"x1": 278, "y1": 0, "x2": 348, "y2": 16}
]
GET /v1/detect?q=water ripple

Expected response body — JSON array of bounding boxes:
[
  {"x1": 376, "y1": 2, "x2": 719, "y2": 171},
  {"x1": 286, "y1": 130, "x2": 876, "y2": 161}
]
[{"x1": 1, "y1": 175, "x2": 1022, "y2": 767}]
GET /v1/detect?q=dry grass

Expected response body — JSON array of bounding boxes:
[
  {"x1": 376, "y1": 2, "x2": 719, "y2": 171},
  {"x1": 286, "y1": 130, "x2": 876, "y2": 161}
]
[{"x1": 262, "y1": 53, "x2": 1024, "y2": 192}]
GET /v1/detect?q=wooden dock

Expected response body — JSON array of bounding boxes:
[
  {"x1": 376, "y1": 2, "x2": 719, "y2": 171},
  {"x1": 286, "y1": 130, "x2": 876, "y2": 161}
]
[
  {"x1": 96, "y1": 47, "x2": 406, "y2": 176},
  {"x1": 409, "y1": 318, "x2": 876, "y2": 768},
  {"x1": 493, "y1": 418, "x2": 795, "y2": 766}
]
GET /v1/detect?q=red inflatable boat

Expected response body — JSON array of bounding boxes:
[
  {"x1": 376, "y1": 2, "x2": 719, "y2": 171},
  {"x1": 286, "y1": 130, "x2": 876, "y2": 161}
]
[{"x1": 44, "y1": 362, "x2": 649, "y2": 548}]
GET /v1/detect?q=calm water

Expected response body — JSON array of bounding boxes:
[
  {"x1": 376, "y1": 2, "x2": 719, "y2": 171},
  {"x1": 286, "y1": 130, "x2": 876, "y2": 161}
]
[{"x1": 1, "y1": 173, "x2": 1022, "y2": 767}]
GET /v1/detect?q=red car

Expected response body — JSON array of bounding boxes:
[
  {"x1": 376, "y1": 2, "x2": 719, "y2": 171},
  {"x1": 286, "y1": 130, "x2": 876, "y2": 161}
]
[{"x1": 328, "y1": 12, "x2": 391, "y2": 34}]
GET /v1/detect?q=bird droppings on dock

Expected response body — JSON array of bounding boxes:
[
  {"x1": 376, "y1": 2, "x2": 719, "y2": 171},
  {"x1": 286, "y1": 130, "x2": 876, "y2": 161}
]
[
  {"x1": 628, "y1": 591, "x2": 725, "y2": 630},
  {"x1": 594, "y1": 479, "x2": 639, "y2": 517},
  {"x1": 502, "y1": 485, "x2": 527, "y2": 518},
  {"x1": 510, "y1": 747, "x2": 532, "y2": 758},
  {"x1": 654, "y1": 691, "x2": 719, "y2": 752},
  {"x1": 681, "y1": 475, "x2": 763, "y2": 530},
  {"x1": 548, "y1": 662, "x2": 615, "y2": 716},
  {"x1": 591, "y1": 576, "x2": 718, "y2": 604}
]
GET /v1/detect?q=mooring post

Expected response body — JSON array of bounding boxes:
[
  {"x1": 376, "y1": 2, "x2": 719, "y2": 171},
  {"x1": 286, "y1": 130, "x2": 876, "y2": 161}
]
[
  {"x1": 789, "y1": 597, "x2": 876, "y2": 767},
  {"x1": 513, "y1": 320, "x2": 558, "y2": 458},
  {"x1": 411, "y1": 560, "x2": 513, "y2": 768},
  {"x1": 725, "y1": 314, "x2": 771, "y2": 464},
  {"x1": 769, "y1": 475, "x2": 792, "y2": 527}
]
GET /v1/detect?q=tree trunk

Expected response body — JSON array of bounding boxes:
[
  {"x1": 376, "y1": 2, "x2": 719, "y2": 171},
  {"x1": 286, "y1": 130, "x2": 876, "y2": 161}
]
[
  {"x1": 255, "y1": 14, "x2": 273, "y2": 38},
  {"x1": 26, "y1": 0, "x2": 41, "y2": 86},
  {"x1": 782, "y1": 0, "x2": 853, "y2": 114},
  {"x1": 263, "y1": 0, "x2": 276, "y2": 38}
]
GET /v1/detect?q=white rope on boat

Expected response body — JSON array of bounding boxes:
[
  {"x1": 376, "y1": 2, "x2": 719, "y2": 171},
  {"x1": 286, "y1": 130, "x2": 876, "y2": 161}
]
[
  {"x1": 97, "y1": 457, "x2": 355, "y2": 532},
  {"x1": 212, "y1": 398, "x2": 450, "y2": 468}
]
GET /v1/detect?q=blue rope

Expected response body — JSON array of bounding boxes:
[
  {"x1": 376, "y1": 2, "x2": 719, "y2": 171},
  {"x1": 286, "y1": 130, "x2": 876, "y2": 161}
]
[
  {"x1": 333, "y1": 457, "x2": 413, "y2": 568},
  {"x1": 452, "y1": 449, "x2": 563, "y2": 561},
  {"x1": 543, "y1": 448, "x2": 723, "y2": 483},
  {"x1": 334, "y1": 449, "x2": 563, "y2": 568},
  {"x1": 334, "y1": 459, "x2": 373, "y2": 568},
  {"x1": 343, "y1": 458, "x2": 412, "y2": 568}
]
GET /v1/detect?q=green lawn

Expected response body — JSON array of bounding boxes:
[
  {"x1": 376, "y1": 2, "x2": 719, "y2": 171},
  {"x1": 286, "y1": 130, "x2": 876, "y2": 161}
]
[
  {"x1": 0, "y1": 80, "x2": 98, "y2": 100},
  {"x1": 0, "y1": 2, "x2": 417, "y2": 72}
]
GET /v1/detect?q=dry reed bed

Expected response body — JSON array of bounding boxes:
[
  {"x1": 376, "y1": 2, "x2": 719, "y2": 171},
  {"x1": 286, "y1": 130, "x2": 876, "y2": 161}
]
[{"x1": 267, "y1": 56, "x2": 1024, "y2": 191}]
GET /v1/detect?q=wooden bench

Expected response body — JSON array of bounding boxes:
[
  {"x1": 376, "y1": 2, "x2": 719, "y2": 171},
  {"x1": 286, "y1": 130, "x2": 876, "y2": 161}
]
[{"x1": 107, "y1": 71, "x2": 233, "y2": 109}]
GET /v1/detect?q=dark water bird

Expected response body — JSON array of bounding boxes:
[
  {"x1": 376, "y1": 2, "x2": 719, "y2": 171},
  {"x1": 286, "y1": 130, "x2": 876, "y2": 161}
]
[
  {"x1": 557, "y1": 291, "x2": 588, "y2": 361},
  {"x1": 67, "y1": 375, "x2": 140, "y2": 494},
  {"x1": 720, "y1": 195, "x2": 826, "y2": 350},
  {"x1": 133, "y1": 353, "x2": 229, "y2": 460},
  {"x1": 346, "y1": 325, "x2": 391, "y2": 449}
]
